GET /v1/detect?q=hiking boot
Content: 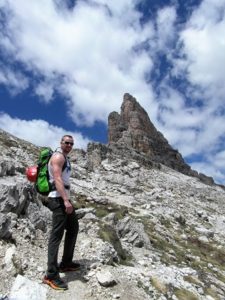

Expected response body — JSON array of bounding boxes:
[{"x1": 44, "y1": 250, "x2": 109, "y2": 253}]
[
  {"x1": 59, "y1": 261, "x2": 81, "y2": 272},
  {"x1": 43, "y1": 275, "x2": 68, "y2": 290}
]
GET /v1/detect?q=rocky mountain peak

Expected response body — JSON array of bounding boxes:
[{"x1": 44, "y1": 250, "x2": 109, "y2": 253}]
[
  {"x1": 108, "y1": 93, "x2": 168, "y2": 154},
  {"x1": 1, "y1": 97, "x2": 225, "y2": 299},
  {"x1": 108, "y1": 93, "x2": 214, "y2": 185}
]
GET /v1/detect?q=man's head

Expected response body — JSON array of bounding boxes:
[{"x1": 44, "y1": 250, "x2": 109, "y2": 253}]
[{"x1": 61, "y1": 135, "x2": 74, "y2": 154}]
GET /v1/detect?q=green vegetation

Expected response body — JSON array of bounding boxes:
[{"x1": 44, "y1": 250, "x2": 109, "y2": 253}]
[
  {"x1": 98, "y1": 222, "x2": 133, "y2": 266},
  {"x1": 72, "y1": 193, "x2": 225, "y2": 295},
  {"x1": 185, "y1": 236, "x2": 225, "y2": 266},
  {"x1": 204, "y1": 287, "x2": 220, "y2": 300},
  {"x1": 183, "y1": 275, "x2": 202, "y2": 286},
  {"x1": 137, "y1": 280, "x2": 153, "y2": 297},
  {"x1": 150, "y1": 276, "x2": 168, "y2": 294},
  {"x1": 73, "y1": 192, "x2": 131, "y2": 220},
  {"x1": 139, "y1": 214, "x2": 225, "y2": 291},
  {"x1": 174, "y1": 288, "x2": 199, "y2": 300},
  {"x1": 72, "y1": 193, "x2": 134, "y2": 265},
  {"x1": 0, "y1": 135, "x2": 18, "y2": 148},
  {"x1": 159, "y1": 216, "x2": 172, "y2": 228}
]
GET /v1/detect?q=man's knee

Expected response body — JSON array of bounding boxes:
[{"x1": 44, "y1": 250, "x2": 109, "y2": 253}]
[{"x1": 67, "y1": 216, "x2": 79, "y2": 235}]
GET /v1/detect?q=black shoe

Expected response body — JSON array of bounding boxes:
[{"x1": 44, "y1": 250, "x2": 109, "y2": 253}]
[
  {"x1": 59, "y1": 261, "x2": 81, "y2": 272},
  {"x1": 43, "y1": 275, "x2": 68, "y2": 290}
]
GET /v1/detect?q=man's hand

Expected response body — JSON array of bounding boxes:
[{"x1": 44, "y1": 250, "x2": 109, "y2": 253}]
[{"x1": 64, "y1": 199, "x2": 74, "y2": 214}]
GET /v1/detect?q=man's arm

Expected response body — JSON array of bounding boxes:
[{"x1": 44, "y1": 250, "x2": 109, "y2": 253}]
[{"x1": 50, "y1": 153, "x2": 73, "y2": 214}]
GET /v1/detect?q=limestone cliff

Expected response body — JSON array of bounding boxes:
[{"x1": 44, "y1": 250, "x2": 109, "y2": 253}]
[{"x1": 108, "y1": 93, "x2": 214, "y2": 185}]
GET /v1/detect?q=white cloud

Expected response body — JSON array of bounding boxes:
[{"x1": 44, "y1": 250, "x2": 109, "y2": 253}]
[
  {"x1": 35, "y1": 81, "x2": 54, "y2": 103},
  {"x1": 190, "y1": 156, "x2": 225, "y2": 184},
  {"x1": 0, "y1": 0, "x2": 155, "y2": 126},
  {"x1": 156, "y1": 6, "x2": 177, "y2": 50},
  {"x1": 0, "y1": 112, "x2": 90, "y2": 150},
  {"x1": 156, "y1": 83, "x2": 225, "y2": 155},
  {"x1": 153, "y1": 0, "x2": 225, "y2": 184},
  {"x1": 214, "y1": 150, "x2": 225, "y2": 164},
  {"x1": 184, "y1": 139, "x2": 225, "y2": 185},
  {"x1": 176, "y1": 0, "x2": 225, "y2": 104},
  {"x1": 0, "y1": 66, "x2": 29, "y2": 94}
]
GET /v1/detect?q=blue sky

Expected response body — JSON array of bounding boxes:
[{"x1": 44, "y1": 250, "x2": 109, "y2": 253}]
[{"x1": 0, "y1": 0, "x2": 225, "y2": 184}]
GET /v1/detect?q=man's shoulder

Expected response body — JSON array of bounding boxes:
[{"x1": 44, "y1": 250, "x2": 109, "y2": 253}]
[{"x1": 51, "y1": 151, "x2": 66, "y2": 164}]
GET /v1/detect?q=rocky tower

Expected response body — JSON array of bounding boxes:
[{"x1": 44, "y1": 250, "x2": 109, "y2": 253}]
[{"x1": 108, "y1": 93, "x2": 214, "y2": 184}]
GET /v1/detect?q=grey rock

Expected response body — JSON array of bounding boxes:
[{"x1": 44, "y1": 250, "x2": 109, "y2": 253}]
[
  {"x1": 108, "y1": 93, "x2": 214, "y2": 185},
  {"x1": 26, "y1": 202, "x2": 48, "y2": 232},
  {"x1": 96, "y1": 270, "x2": 117, "y2": 287},
  {"x1": 0, "y1": 160, "x2": 16, "y2": 177},
  {"x1": 0, "y1": 212, "x2": 12, "y2": 239},
  {"x1": 9, "y1": 275, "x2": 47, "y2": 300},
  {"x1": 116, "y1": 216, "x2": 151, "y2": 249},
  {"x1": 76, "y1": 207, "x2": 96, "y2": 219}
]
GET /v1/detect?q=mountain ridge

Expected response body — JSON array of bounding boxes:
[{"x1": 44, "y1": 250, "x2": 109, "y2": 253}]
[
  {"x1": 108, "y1": 93, "x2": 215, "y2": 186},
  {"x1": 0, "y1": 97, "x2": 225, "y2": 299}
]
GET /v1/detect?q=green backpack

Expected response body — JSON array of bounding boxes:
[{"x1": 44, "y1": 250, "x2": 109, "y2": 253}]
[{"x1": 35, "y1": 148, "x2": 66, "y2": 195}]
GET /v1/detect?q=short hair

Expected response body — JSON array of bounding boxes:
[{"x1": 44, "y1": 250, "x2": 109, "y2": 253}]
[{"x1": 61, "y1": 135, "x2": 73, "y2": 142}]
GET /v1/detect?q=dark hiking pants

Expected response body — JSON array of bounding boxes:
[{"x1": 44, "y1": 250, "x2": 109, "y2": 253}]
[{"x1": 45, "y1": 197, "x2": 79, "y2": 279}]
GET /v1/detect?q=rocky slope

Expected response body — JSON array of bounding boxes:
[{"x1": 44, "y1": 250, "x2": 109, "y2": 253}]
[{"x1": 0, "y1": 96, "x2": 225, "y2": 300}]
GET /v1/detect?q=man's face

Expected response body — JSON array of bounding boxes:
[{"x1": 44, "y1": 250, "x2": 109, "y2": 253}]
[{"x1": 61, "y1": 136, "x2": 74, "y2": 154}]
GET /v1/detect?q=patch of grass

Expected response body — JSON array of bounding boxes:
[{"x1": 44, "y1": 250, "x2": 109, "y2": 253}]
[
  {"x1": 159, "y1": 216, "x2": 172, "y2": 228},
  {"x1": 204, "y1": 287, "x2": 220, "y2": 300},
  {"x1": 143, "y1": 214, "x2": 225, "y2": 268},
  {"x1": 215, "y1": 271, "x2": 225, "y2": 283},
  {"x1": 95, "y1": 207, "x2": 109, "y2": 218},
  {"x1": 174, "y1": 288, "x2": 199, "y2": 300},
  {"x1": 140, "y1": 217, "x2": 186, "y2": 265},
  {"x1": 72, "y1": 193, "x2": 135, "y2": 266},
  {"x1": 150, "y1": 276, "x2": 168, "y2": 294},
  {"x1": 73, "y1": 192, "x2": 130, "y2": 220},
  {"x1": 186, "y1": 236, "x2": 225, "y2": 267},
  {"x1": 137, "y1": 280, "x2": 152, "y2": 297},
  {"x1": 98, "y1": 222, "x2": 133, "y2": 266},
  {"x1": 73, "y1": 193, "x2": 89, "y2": 208},
  {"x1": 139, "y1": 214, "x2": 225, "y2": 292},
  {"x1": 183, "y1": 275, "x2": 202, "y2": 286},
  {"x1": 0, "y1": 137, "x2": 18, "y2": 148}
]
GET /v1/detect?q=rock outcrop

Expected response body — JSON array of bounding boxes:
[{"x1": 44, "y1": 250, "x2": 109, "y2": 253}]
[
  {"x1": 1, "y1": 97, "x2": 225, "y2": 300},
  {"x1": 108, "y1": 93, "x2": 214, "y2": 185}
]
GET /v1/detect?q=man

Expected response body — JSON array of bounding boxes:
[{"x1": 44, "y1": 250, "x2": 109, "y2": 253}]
[{"x1": 43, "y1": 135, "x2": 80, "y2": 290}]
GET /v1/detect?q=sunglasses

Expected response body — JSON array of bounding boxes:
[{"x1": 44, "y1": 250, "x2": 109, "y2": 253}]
[{"x1": 62, "y1": 141, "x2": 74, "y2": 146}]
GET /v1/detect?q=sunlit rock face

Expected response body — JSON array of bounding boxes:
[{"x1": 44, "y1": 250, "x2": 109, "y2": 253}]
[{"x1": 108, "y1": 93, "x2": 214, "y2": 185}]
